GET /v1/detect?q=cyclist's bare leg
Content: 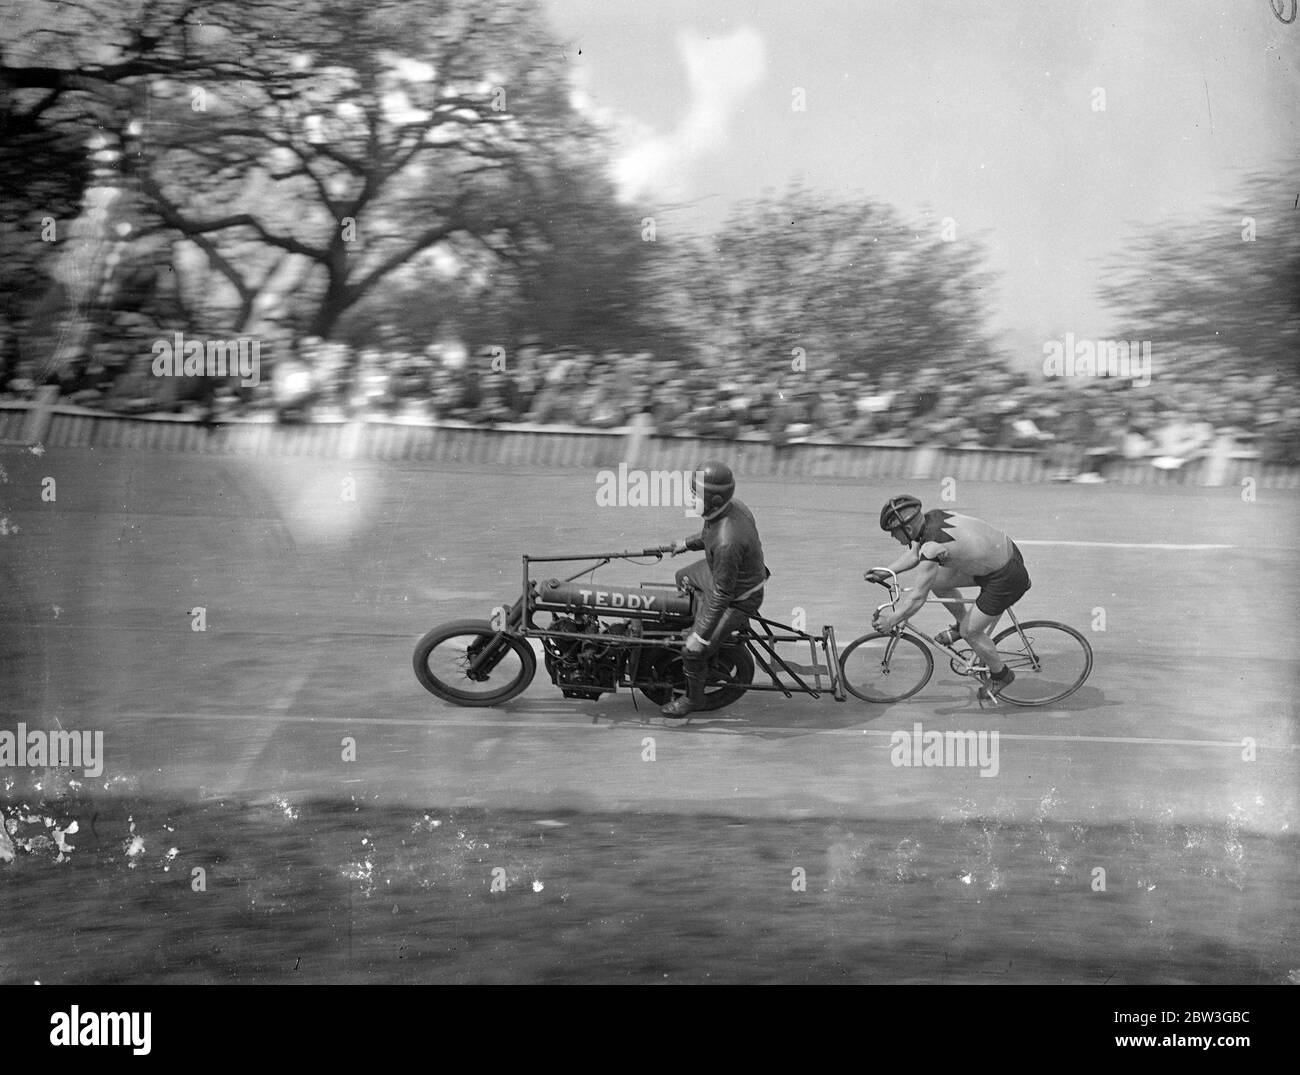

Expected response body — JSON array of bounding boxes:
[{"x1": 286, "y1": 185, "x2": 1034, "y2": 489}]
[
  {"x1": 932, "y1": 568, "x2": 976, "y2": 629},
  {"x1": 933, "y1": 587, "x2": 971, "y2": 628},
  {"x1": 960, "y1": 607, "x2": 1004, "y2": 674}
]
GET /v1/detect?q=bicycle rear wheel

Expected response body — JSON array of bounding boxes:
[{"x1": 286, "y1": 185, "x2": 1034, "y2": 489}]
[
  {"x1": 991, "y1": 620, "x2": 1092, "y2": 706},
  {"x1": 839, "y1": 631, "x2": 933, "y2": 703}
]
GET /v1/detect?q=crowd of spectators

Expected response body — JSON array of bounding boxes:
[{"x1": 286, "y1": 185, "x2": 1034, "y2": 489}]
[{"x1": 1, "y1": 329, "x2": 1297, "y2": 471}]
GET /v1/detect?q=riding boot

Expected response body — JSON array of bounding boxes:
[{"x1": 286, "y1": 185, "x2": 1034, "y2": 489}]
[{"x1": 660, "y1": 651, "x2": 707, "y2": 718}]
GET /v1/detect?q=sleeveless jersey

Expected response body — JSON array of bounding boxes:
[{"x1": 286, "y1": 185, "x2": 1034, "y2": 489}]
[{"x1": 914, "y1": 510, "x2": 1012, "y2": 577}]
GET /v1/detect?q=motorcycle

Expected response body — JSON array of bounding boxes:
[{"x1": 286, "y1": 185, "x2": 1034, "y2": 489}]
[{"x1": 412, "y1": 544, "x2": 846, "y2": 710}]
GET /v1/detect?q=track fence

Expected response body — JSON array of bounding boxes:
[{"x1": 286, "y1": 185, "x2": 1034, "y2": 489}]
[{"x1": 1, "y1": 401, "x2": 1295, "y2": 489}]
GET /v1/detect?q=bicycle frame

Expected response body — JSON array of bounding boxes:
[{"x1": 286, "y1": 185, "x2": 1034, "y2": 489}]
[
  {"x1": 902, "y1": 606, "x2": 1040, "y2": 674},
  {"x1": 867, "y1": 570, "x2": 1045, "y2": 682}
]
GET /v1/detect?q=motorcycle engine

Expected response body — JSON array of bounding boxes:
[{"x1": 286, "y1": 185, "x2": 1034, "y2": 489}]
[{"x1": 543, "y1": 615, "x2": 629, "y2": 699}]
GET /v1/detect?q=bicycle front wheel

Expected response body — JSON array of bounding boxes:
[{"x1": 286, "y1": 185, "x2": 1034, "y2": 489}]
[
  {"x1": 839, "y1": 631, "x2": 934, "y2": 703},
  {"x1": 991, "y1": 620, "x2": 1092, "y2": 706}
]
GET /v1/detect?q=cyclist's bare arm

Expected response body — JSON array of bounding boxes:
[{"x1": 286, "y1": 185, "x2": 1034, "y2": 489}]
[
  {"x1": 880, "y1": 545, "x2": 922, "y2": 576},
  {"x1": 875, "y1": 559, "x2": 940, "y2": 631}
]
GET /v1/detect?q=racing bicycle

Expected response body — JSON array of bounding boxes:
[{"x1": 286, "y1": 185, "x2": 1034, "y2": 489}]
[{"x1": 838, "y1": 569, "x2": 1093, "y2": 706}]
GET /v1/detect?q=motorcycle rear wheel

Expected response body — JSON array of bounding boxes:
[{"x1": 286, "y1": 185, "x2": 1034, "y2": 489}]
[{"x1": 636, "y1": 643, "x2": 755, "y2": 711}]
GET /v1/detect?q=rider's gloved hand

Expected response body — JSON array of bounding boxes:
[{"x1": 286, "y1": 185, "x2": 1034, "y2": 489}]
[
  {"x1": 671, "y1": 540, "x2": 691, "y2": 556},
  {"x1": 864, "y1": 568, "x2": 891, "y2": 585},
  {"x1": 683, "y1": 632, "x2": 707, "y2": 653}
]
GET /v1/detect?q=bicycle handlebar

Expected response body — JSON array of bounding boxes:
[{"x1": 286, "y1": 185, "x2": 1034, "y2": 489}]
[{"x1": 864, "y1": 567, "x2": 903, "y2": 610}]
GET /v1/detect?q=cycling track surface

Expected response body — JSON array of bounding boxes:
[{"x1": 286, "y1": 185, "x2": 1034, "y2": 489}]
[{"x1": 0, "y1": 446, "x2": 1295, "y2": 984}]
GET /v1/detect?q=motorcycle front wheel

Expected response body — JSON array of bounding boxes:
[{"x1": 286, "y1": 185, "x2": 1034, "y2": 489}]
[{"x1": 413, "y1": 619, "x2": 537, "y2": 707}]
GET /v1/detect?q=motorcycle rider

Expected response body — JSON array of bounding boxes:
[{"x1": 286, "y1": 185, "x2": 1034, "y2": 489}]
[{"x1": 662, "y1": 460, "x2": 768, "y2": 718}]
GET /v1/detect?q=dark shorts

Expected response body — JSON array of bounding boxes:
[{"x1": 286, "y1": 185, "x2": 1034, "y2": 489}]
[{"x1": 973, "y1": 542, "x2": 1031, "y2": 616}]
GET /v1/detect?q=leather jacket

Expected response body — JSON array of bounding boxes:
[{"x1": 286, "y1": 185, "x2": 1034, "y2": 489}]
[{"x1": 684, "y1": 498, "x2": 767, "y2": 637}]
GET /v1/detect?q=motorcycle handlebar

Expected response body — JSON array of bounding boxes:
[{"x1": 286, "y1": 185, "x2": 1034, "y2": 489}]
[{"x1": 526, "y1": 547, "x2": 685, "y2": 563}]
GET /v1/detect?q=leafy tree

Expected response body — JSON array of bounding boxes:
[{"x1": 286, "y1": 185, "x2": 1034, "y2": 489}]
[
  {"x1": 331, "y1": 131, "x2": 661, "y2": 355},
  {"x1": 642, "y1": 184, "x2": 1005, "y2": 381},
  {"x1": 1098, "y1": 164, "x2": 1300, "y2": 381},
  {"x1": 500, "y1": 145, "x2": 659, "y2": 353}
]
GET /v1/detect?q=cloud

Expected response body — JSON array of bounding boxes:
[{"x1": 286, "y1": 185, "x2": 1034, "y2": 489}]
[{"x1": 612, "y1": 25, "x2": 766, "y2": 201}]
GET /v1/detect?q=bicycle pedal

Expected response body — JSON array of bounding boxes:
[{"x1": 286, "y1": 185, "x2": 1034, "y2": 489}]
[{"x1": 974, "y1": 676, "x2": 1000, "y2": 707}]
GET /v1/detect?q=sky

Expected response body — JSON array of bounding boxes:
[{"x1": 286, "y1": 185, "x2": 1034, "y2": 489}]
[{"x1": 543, "y1": 0, "x2": 1299, "y2": 367}]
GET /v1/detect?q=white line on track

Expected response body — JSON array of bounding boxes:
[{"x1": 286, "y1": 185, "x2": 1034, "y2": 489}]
[
  {"x1": 1017, "y1": 541, "x2": 1233, "y2": 550},
  {"x1": 108, "y1": 710, "x2": 1297, "y2": 751}
]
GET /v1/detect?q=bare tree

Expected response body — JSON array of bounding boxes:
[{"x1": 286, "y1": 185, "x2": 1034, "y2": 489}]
[{"x1": 1, "y1": 0, "x2": 600, "y2": 343}]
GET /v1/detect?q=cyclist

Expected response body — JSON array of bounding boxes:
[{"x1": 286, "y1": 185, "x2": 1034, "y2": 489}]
[
  {"x1": 662, "y1": 460, "x2": 768, "y2": 718},
  {"x1": 865, "y1": 494, "x2": 1030, "y2": 698}
]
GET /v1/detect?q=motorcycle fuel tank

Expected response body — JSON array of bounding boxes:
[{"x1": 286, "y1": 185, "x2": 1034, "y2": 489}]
[{"x1": 535, "y1": 579, "x2": 692, "y2": 621}]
